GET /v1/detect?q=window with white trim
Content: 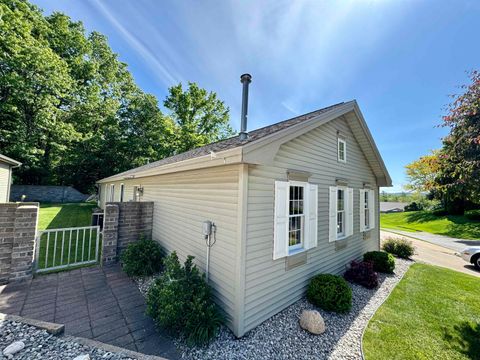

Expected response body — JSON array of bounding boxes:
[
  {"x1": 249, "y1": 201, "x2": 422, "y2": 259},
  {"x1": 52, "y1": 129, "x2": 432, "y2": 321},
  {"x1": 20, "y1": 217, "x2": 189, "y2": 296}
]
[
  {"x1": 364, "y1": 190, "x2": 369, "y2": 229},
  {"x1": 288, "y1": 184, "x2": 305, "y2": 251},
  {"x1": 329, "y1": 186, "x2": 353, "y2": 241},
  {"x1": 338, "y1": 138, "x2": 346, "y2": 163},
  {"x1": 360, "y1": 189, "x2": 376, "y2": 232},
  {"x1": 109, "y1": 184, "x2": 115, "y2": 202},
  {"x1": 273, "y1": 181, "x2": 318, "y2": 260},
  {"x1": 337, "y1": 188, "x2": 345, "y2": 237}
]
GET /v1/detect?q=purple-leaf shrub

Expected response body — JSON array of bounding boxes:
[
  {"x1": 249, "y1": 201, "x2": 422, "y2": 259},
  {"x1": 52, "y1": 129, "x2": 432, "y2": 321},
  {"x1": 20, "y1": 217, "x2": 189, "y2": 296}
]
[{"x1": 344, "y1": 260, "x2": 379, "y2": 289}]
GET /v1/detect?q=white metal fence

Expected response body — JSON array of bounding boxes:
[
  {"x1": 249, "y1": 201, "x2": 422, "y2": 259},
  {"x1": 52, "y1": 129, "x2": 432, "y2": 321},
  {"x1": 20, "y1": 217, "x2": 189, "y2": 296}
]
[{"x1": 35, "y1": 226, "x2": 101, "y2": 273}]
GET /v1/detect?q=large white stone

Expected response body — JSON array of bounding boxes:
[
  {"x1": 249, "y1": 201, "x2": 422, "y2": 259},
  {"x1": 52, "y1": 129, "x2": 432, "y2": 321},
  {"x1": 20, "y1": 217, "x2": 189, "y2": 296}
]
[
  {"x1": 3, "y1": 341, "x2": 25, "y2": 356},
  {"x1": 299, "y1": 310, "x2": 326, "y2": 335},
  {"x1": 73, "y1": 355, "x2": 91, "y2": 360}
]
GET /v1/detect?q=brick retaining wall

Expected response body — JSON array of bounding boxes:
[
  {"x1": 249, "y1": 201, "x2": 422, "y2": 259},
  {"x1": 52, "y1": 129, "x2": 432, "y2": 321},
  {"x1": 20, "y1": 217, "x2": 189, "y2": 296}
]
[
  {"x1": 0, "y1": 203, "x2": 38, "y2": 283},
  {"x1": 102, "y1": 202, "x2": 153, "y2": 265}
]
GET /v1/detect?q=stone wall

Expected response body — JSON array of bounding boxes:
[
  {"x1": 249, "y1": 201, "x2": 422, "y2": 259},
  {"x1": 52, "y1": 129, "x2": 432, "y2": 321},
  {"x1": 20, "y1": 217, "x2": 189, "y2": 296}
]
[
  {"x1": 0, "y1": 203, "x2": 38, "y2": 283},
  {"x1": 10, "y1": 185, "x2": 89, "y2": 203},
  {"x1": 102, "y1": 202, "x2": 153, "y2": 265}
]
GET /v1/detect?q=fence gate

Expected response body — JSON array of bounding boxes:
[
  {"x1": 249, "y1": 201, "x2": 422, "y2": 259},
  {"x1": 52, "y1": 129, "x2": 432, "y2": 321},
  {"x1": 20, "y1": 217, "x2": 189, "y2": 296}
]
[{"x1": 34, "y1": 226, "x2": 101, "y2": 273}]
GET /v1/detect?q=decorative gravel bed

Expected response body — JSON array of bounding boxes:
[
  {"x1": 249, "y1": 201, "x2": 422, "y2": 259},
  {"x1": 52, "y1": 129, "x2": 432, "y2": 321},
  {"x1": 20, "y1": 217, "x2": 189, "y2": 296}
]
[
  {"x1": 136, "y1": 258, "x2": 412, "y2": 360},
  {"x1": 0, "y1": 320, "x2": 134, "y2": 360}
]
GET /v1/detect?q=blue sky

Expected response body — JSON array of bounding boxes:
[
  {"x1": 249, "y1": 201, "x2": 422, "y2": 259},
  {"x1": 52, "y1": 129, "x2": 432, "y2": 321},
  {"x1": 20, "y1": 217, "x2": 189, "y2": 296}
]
[{"x1": 32, "y1": 0, "x2": 480, "y2": 192}]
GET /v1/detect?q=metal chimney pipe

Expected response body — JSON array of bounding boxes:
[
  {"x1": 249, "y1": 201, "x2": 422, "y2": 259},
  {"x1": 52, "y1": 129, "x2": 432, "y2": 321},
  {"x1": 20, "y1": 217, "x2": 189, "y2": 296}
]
[{"x1": 239, "y1": 73, "x2": 252, "y2": 140}]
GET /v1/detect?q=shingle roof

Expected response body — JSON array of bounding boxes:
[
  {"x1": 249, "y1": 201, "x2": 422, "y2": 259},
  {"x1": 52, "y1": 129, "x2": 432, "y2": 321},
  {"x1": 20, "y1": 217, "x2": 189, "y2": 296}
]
[{"x1": 109, "y1": 102, "x2": 346, "y2": 179}]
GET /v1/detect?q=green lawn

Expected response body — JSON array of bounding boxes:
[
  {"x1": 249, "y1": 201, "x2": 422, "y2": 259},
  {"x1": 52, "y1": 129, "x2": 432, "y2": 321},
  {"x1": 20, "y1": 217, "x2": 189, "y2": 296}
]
[
  {"x1": 380, "y1": 211, "x2": 480, "y2": 240},
  {"x1": 363, "y1": 263, "x2": 480, "y2": 360},
  {"x1": 38, "y1": 202, "x2": 96, "y2": 230},
  {"x1": 37, "y1": 203, "x2": 99, "y2": 272}
]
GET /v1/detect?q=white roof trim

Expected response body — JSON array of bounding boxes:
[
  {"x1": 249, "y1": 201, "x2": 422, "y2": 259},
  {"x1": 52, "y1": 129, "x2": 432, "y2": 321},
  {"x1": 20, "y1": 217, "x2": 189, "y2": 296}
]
[{"x1": 0, "y1": 154, "x2": 21, "y2": 167}]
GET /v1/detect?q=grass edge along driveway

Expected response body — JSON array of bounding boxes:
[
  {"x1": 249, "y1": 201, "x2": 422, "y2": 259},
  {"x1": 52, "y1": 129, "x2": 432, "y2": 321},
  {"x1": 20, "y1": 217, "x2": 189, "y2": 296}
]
[
  {"x1": 363, "y1": 263, "x2": 480, "y2": 360},
  {"x1": 380, "y1": 211, "x2": 480, "y2": 240}
]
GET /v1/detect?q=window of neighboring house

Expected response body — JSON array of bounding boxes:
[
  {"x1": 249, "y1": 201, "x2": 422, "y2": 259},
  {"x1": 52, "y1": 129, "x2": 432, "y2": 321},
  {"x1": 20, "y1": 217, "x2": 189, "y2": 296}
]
[
  {"x1": 364, "y1": 190, "x2": 370, "y2": 229},
  {"x1": 337, "y1": 187, "x2": 346, "y2": 237},
  {"x1": 338, "y1": 138, "x2": 346, "y2": 163},
  {"x1": 110, "y1": 184, "x2": 115, "y2": 202},
  {"x1": 288, "y1": 183, "x2": 305, "y2": 252},
  {"x1": 133, "y1": 186, "x2": 138, "y2": 201},
  {"x1": 120, "y1": 183, "x2": 124, "y2": 202}
]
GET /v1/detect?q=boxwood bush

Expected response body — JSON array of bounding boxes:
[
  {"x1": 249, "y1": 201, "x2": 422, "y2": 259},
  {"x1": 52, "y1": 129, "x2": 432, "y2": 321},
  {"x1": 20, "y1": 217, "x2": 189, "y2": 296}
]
[
  {"x1": 344, "y1": 260, "x2": 378, "y2": 289},
  {"x1": 307, "y1": 274, "x2": 352, "y2": 313},
  {"x1": 363, "y1": 251, "x2": 395, "y2": 273},
  {"x1": 146, "y1": 251, "x2": 224, "y2": 346},
  {"x1": 382, "y1": 237, "x2": 415, "y2": 259},
  {"x1": 120, "y1": 237, "x2": 163, "y2": 277}
]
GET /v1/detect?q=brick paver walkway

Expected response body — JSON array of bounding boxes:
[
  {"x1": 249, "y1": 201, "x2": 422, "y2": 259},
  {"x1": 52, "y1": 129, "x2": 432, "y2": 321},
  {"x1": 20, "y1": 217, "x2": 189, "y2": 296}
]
[{"x1": 0, "y1": 265, "x2": 179, "y2": 359}]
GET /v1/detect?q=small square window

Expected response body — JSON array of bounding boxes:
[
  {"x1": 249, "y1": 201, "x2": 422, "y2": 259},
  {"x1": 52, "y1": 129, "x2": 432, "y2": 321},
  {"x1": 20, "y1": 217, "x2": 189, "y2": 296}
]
[{"x1": 338, "y1": 138, "x2": 346, "y2": 163}]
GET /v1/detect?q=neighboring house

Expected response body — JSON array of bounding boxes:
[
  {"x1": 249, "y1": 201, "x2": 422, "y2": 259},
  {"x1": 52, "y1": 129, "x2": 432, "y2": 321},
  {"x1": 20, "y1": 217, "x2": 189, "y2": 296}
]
[
  {"x1": 97, "y1": 100, "x2": 391, "y2": 337},
  {"x1": 0, "y1": 154, "x2": 21, "y2": 203},
  {"x1": 380, "y1": 202, "x2": 408, "y2": 213}
]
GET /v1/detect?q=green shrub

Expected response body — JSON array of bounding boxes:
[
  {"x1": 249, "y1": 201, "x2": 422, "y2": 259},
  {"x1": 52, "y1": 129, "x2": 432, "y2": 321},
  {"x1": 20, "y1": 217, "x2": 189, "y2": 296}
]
[
  {"x1": 432, "y1": 208, "x2": 449, "y2": 217},
  {"x1": 146, "y1": 252, "x2": 223, "y2": 346},
  {"x1": 364, "y1": 251, "x2": 395, "y2": 273},
  {"x1": 120, "y1": 238, "x2": 163, "y2": 277},
  {"x1": 307, "y1": 274, "x2": 352, "y2": 313},
  {"x1": 382, "y1": 238, "x2": 415, "y2": 259},
  {"x1": 404, "y1": 202, "x2": 423, "y2": 212},
  {"x1": 465, "y1": 210, "x2": 480, "y2": 221}
]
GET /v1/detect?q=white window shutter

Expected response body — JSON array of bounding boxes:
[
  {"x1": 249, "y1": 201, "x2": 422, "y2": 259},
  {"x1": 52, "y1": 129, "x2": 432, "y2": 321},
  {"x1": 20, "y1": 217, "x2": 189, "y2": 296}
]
[
  {"x1": 359, "y1": 189, "x2": 366, "y2": 232},
  {"x1": 273, "y1": 181, "x2": 289, "y2": 260},
  {"x1": 305, "y1": 184, "x2": 318, "y2": 250},
  {"x1": 346, "y1": 187, "x2": 354, "y2": 237},
  {"x1": 329, "y1": 186, "x2": 337, "y2": 242},
  {"x1": 369, "y1": 189, "x2": 376, "y2": 229}
]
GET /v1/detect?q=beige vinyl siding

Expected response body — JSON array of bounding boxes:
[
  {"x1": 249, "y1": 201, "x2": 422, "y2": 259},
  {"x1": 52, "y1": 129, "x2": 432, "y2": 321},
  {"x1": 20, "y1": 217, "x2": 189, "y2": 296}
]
[
  {"x1": 0, "y1": 163, "x2": 12, "y2": 202},
  {"x1": 243, "y1": 117, "x2": 379, "y2": 333},
  {"x1": 98, "y1": 165, "x2": 241, "y2": 330}
]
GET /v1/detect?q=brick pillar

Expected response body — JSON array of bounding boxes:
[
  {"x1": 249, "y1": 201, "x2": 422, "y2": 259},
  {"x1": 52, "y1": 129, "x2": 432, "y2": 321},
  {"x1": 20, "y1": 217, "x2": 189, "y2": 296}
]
[
  {"x1": 141, "y1": 202, "x2": 154, "y2": 238},
  {"x1": 0, "y1": 204, "x2": 16, "y2": 284},
  {"x1": 11, "y1": 205, "x2": 38, "y2": 281},
  {"x1": 102, "y1": 204, "x2": 119, "y2": 265},
  {"x1": 0, "y1": 203, "x2": 38, "y2": 284}
]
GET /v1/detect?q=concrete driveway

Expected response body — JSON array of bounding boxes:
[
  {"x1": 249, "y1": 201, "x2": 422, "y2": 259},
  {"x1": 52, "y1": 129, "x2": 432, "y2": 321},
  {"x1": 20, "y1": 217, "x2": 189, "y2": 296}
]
[
  {"x1": 383, "y1": 229, "x2": 480, "y2": 253},
  {"x1": 381, "y1": 230, "x2": 480, "y2": 278}
]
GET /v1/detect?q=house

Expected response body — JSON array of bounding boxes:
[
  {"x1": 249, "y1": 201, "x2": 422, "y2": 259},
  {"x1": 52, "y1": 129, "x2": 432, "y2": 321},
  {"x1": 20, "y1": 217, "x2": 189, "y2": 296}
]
[
  {"x1": 380, "y1": 201, "x2": 408, "y2": 213},
  {"x1": 97, "y1": 99, "x2": 391, "y2": 338},
  {"x1": 0, "y1": 154, "x2": 21, "y2": 203}
]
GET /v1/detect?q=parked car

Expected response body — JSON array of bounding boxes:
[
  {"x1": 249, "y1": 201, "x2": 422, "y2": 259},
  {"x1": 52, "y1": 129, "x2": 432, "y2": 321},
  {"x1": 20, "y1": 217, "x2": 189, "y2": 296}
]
[{"x1": 461, "y1": 247, "x2": 480, "y2": 270}]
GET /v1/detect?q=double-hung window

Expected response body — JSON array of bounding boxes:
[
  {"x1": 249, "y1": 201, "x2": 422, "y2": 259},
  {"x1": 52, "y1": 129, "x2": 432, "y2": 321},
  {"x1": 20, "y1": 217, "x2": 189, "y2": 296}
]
[
  {"x1": 329, "y1": 186, "x2": 353, "y2": 241},
  {"x1": 273, "y1": 181, "x2": 318, "y2": 260},
  {"x1": 360, "y1": 189, "x2": 376, "y2": 232},
  {"x1": 337, "y1": 188, "x2": 346, "y2": 237},
  {"x1": 364, "y1": 190, "x2": 369, "y2": 229},
  {"x1": 288, "y1": 184, "x2": 305, "y2": 251},
  {"x1": 338, "y1": 138, "x2": 346, "y2": 163},
  {"x1": 109, "y1": 184, "x2": 115, "y2": 202}
]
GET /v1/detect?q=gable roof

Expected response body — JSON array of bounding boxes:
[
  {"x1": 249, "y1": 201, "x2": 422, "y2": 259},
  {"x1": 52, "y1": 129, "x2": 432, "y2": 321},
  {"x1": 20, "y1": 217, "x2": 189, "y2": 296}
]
[
  {"x1": 0, "y1": 154, "x2": 21, "y2": 167},
  {"x1": 98, "y1": 100, "x2": 392, "y2": 186}
]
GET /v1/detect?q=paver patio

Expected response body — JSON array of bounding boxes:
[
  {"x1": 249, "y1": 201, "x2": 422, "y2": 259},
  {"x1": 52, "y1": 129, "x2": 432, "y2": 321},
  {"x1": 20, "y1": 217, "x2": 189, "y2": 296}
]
[{"x1": 0, "y1": 265, "x2": 179, "y2": 359}]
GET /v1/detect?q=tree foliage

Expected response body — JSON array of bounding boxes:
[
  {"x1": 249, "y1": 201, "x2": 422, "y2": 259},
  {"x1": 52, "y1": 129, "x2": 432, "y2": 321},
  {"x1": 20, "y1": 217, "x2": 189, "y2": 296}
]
[
  {"x1": 404, "y1": 71, "x2": 480, "y2": 214},
  {"x1": 435, "y1": 71, "x2": 480, "y2": 213},
  {"x1": 164, "y1": 82, "x2": 234, "y2": 154},
  {"x1": 0, "y1": 0, "x2": 233, "y2": 193},
  {"x1": 405, "y1": 150, "x2": 441, "y2": 193}
]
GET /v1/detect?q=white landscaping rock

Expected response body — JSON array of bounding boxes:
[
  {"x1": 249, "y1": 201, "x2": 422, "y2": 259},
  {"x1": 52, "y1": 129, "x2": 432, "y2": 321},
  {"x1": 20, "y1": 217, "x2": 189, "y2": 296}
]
[
  {"x1": 3, "y1": 341, "x2": 25, "y2": 357},
  {"x1": 299, "y1": 310, "x2": 326, "y2": 334},
  {"x1": 73, "y1": 354, "x2": 91, "y2": 360}
]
